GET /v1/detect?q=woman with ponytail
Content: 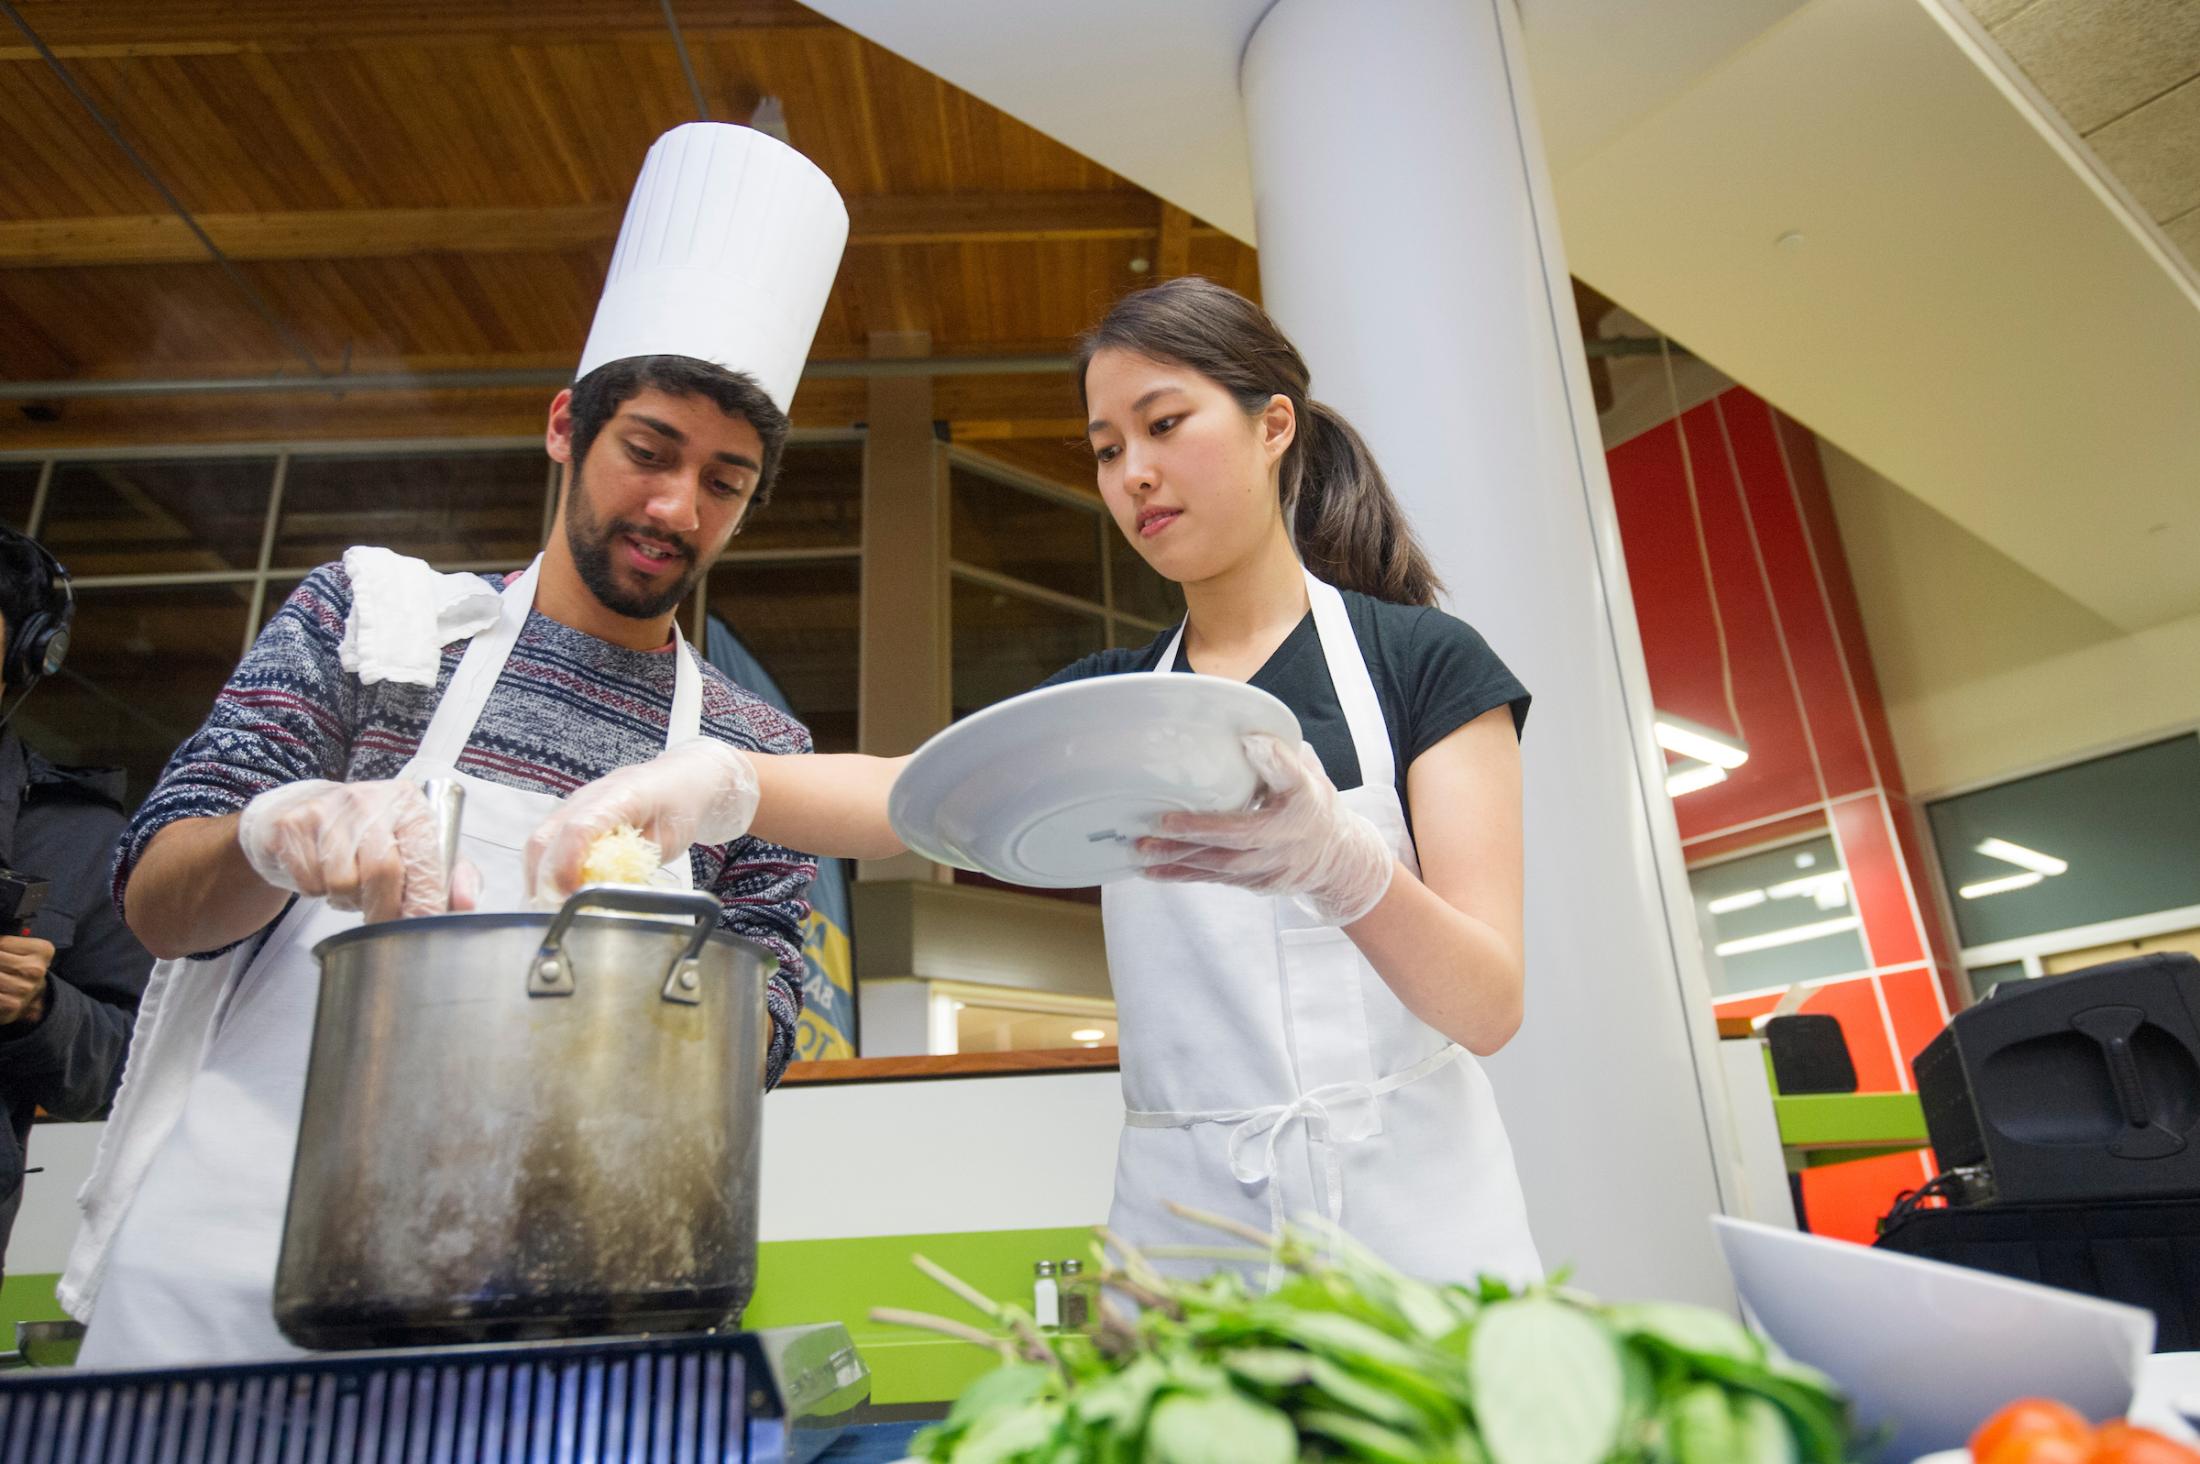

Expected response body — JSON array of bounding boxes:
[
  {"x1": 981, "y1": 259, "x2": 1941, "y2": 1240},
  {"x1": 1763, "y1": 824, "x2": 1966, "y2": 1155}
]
[{"x1": 529, "y1": 276, "x2": 1541, "y2": 1286}]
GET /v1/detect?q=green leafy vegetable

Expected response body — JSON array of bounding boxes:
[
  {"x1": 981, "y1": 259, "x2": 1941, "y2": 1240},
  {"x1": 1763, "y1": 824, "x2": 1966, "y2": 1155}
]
[{"x1": 880, "y1": 1208, "x2": 1853, "y2": 1463}]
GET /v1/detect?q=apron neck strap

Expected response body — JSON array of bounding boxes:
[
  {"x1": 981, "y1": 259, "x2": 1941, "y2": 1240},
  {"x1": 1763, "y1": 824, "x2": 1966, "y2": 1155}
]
[
  {"x1": 1301, "y1": 570, "x2": 1395, "y2": 793},
  {"x1": 1151, "y1": 569, "x2": 1396, "y2": 792}
]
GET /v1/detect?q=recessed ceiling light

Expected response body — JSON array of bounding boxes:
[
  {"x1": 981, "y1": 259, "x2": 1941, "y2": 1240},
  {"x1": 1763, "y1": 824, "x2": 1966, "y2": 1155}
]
[
  {"x1": 1666, "y1": 761, "x2": 1728, "y2": 798},
  {"x1": 1654, "y1": 713, "x2": 1749, "y2": 769},
  {"x1": 1714, "y1": 915, "x2": 1860, "y2": 957},
  {"x1": 1960, "y1": 871, "x2": 2045, "y2": 900},
  {"x1": 1974, "y1": 837, "x2": 2068, "y2": 877}
]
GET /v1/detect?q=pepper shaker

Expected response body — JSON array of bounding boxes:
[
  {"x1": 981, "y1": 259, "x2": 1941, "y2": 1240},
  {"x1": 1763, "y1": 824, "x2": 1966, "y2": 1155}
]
[{"x1": 1058, "y1": 1258, "x2": 1090, "y2": 1330}]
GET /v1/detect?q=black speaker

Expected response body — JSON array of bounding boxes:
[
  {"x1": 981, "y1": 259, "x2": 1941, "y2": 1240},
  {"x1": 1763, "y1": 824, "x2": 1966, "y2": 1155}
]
[{"x1": 1913, "y1": 952, "x2": 2200, "y2": 1204}]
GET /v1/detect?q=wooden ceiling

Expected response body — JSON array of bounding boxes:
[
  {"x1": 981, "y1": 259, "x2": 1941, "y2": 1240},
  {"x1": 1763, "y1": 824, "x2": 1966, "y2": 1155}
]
[{"x1": 0, "y1": 0, "x2": 1259, "y2": 454}]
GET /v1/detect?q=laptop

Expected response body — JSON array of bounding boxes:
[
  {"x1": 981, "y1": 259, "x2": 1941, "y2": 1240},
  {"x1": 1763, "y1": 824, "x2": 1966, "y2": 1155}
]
[{"x1": 1713, "y1": 1216, "x2": 2154, "y2": 1462}]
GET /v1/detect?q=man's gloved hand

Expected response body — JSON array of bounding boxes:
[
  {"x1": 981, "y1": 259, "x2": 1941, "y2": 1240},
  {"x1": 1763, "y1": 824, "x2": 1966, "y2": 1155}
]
[
  {"x1": 523, "y1": 739, "x2": 760, "y2": 907},
  {"x1": 238, "y1": 778, "x2": 475, "y2": 923},
  {"x1": 1133, "y1": 733, "x2": 1396, "y2": 925}
]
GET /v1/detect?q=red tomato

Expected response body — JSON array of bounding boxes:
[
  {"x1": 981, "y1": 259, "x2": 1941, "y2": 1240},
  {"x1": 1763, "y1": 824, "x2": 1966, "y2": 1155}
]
[
  {"x1": 1972, "y1": 1400, "x2": 2093, "y2": 1463},
  {"x1": 1983, "y1": 1434, "x2": 2095, "y2": 1464},
  {"x1": 2089, "y1": 1422, "x2": 2200, "y2": 1464}
]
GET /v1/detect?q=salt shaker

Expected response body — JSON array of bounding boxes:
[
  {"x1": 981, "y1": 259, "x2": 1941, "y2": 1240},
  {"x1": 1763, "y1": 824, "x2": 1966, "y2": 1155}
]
[{"x1": 1031, "y1": 1259, "x2": 1061, "y2": 1328}]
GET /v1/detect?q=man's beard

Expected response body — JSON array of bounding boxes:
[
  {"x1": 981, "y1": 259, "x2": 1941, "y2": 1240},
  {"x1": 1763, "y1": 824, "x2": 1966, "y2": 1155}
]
[{"x1": 563, "y1": 465, "x2": 706, "y2": 620}]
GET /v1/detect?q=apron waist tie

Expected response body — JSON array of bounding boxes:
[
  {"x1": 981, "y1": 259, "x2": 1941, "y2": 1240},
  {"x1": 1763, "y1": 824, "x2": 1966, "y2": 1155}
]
[{"x1": 1123, "y1": 1043, "x2": 1463, "y2": 1278}]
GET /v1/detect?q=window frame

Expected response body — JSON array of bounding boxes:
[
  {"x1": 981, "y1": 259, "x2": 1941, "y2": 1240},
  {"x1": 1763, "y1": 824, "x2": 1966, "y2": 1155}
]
[{"x1": 1916, "y1": 728, "x2": 2200, "y2": 978}]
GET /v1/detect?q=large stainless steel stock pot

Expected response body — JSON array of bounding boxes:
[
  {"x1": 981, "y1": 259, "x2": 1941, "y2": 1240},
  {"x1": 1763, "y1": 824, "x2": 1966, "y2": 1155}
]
[{"x1": 274, "y1": 885, "x2": 772, "y2": 1348}]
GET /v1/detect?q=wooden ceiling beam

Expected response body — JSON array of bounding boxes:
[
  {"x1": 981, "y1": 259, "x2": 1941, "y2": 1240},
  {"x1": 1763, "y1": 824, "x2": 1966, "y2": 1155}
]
[
  {"x1": 0, "y1": 2, "x2": 830, "y2": 58},
  {"x1": 0, "y1": 195, "x2": 1224, "y2": 267}
]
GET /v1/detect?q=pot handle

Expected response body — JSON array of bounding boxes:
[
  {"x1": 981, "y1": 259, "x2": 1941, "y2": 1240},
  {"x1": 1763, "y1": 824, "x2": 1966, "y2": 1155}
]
[{"x1": 527, "y1": 885, "x2": 722, "y2": 1005}]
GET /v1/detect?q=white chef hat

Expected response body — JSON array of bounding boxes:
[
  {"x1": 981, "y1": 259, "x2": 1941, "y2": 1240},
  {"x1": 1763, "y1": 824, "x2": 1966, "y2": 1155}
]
[{"x1": 576, "y1": 122, "x2": 850, "y2": 413}]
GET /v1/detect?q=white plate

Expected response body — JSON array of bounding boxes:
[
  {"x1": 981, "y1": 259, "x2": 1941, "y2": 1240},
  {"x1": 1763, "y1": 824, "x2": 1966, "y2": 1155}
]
[
  {"x1": 888, "y1": 674, "x2": 1300, "y2": 888},
  {"x1": 1715, "y1": 1217, "x2": 2154, "y2": 1464}
]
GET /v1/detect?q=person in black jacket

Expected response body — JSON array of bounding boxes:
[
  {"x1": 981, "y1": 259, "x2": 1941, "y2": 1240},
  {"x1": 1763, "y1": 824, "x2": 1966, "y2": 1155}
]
[{"x1": 0, "y1": 529, "x2": 153, "y2": 1276}]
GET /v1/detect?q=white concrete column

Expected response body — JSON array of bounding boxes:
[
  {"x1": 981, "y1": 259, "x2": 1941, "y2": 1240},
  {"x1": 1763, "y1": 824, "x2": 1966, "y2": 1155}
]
[{"x1": 1244, "y1": 0, "x2": 1743, "y2": 1306}]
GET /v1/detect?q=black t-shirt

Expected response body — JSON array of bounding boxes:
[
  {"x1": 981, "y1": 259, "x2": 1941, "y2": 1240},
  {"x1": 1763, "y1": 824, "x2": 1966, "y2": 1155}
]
[{"x1": 1040, "y1": 589, "x2": 1529, "y2": 834}]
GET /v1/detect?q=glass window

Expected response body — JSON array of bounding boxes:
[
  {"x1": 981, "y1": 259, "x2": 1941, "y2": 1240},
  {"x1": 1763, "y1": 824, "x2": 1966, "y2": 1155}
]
[
  {"x1": 1110, "y1": 528, "x2": 1184, "y2": 629},
  {"x1": 952, "y1": 578, "x2": 1105, "y2": 720},
  {"x1": 17, "y1": 584, "x2": 252, "y2": 810},
  {"x1": 1690, "y1": 832, "x2": 1870, "y2": 996},
  {"x1": 0, "y1": 464, "x2": 39, "y2": 532},
  {"x1": 955, "y1": 1001, "x2": 1116, "y2": 1055},
  {"x1": 742, "y1": 439, "x2": 863, "y2": 553},
  {"x1": 277, "y1": 450, "x2": 546, "y2": 570},
  {"x1": 950, "y1": 466, "x2": 1103, "y2": 603},
  {"x1": 1928, "y1": 735, "x2": 2200, "y2": 950},
  {"x1": 1966, "y1": 961, "x2": 2028, "y2": 1000},
  {"x1": 42, "y1": 458, "x2": 275, "y2": 577},
  {"x1": 706, "y1": 559, "x2": 861, "y2": 754}
]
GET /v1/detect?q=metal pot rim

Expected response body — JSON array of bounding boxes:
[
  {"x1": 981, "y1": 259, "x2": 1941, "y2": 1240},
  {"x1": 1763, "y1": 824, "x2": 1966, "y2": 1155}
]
[{"x1": 313, "y1": 909, "x2": 776, "y2": 967}]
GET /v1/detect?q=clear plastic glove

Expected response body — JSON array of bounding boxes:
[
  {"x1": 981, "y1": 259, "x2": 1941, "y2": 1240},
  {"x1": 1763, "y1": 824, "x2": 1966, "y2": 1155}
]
[
  {"x1": 523, "y1": 739, "x2": 760, "y2": 907},
  {"x1": 1132, "y1": 733, "x2": 1396, "y2": 925},
  {"x1": 238, "y1": 778, "x2": 476, "y2": 922}
]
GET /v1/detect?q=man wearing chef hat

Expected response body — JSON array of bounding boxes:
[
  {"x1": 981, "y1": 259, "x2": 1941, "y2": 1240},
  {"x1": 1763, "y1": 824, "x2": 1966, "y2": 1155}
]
[{"x1": 61, "y1": 124, "x2": 850, "y2": 1368}]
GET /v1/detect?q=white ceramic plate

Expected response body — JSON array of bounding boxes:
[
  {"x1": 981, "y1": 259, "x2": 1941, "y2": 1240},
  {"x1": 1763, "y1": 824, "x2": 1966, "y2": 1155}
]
[
  {"x1": 1714, "y1": 1217, "x2": 2154, "y2": 1464},
  {"x1": 888, "y1": 674, "x2": 1300, "y2": 887}
]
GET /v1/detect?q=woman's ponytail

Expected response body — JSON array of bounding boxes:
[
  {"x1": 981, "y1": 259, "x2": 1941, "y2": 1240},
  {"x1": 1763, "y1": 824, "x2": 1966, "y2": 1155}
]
[
  {"x1": 1076, "y1": 276, "x2": 1443, "y2": 608},
  {"x1": 1287, "y1": 400, "x2": 1443, "y2": 607}
]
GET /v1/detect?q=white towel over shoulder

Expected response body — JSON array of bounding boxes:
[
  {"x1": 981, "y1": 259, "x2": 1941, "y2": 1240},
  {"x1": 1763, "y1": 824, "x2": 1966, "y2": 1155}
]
[{"x1": 338, "y1": 546, "x2": 504, "y2": 687}]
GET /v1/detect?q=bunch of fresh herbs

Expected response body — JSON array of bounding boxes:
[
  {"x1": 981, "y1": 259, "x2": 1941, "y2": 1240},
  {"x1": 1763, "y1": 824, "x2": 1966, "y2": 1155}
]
[{"x1": 873, "y1": 1206, "x2": 1851, "y2": 1464}]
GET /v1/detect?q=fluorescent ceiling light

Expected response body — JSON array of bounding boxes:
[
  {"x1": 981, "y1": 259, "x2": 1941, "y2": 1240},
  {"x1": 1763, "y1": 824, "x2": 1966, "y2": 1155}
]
[
  {"x1": 1714, "y1": 915, "x2": 1861, "y2": 956},
  {"x1": 1070, "y1": 1028, "x2": 1106, "y2": 1043},
  {"x1": 1707, "y1": 889, "x2": 1766, "y2": 915},
  {"x1": 1654, "y1": 712, "x2": 1750, "y2": 770},
  {"x1": 1767, "y1": 871, "x2": 1847, "y2": 901},
  {"x1": 1959, "y1": 871, "x2": 2045, "y2": 900},
  {"x1": 1666, "y1": 761, "x2": 1729, "y2": 797},
  {"x1": 1974, "y1": 837, "x2": 2069, "y2": 877}
]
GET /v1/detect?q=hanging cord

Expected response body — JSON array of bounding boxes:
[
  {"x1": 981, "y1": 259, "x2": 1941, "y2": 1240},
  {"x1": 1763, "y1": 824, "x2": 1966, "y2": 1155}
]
[
  {"x1": 1659, "y1": 336, "x2": 1744, "y2": 741},
  {"x1": 660, "y1": 0, "x2": 711, "y2": 122},
  {"x1": 0, "y1": 0, "x2": 327, "y2": 380}
]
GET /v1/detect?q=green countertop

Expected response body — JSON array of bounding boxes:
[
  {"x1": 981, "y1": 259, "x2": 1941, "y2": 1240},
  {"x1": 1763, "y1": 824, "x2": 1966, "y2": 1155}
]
[{"x1": 1773, "y1": 1090, "x2": 1929, "y2": 1169}]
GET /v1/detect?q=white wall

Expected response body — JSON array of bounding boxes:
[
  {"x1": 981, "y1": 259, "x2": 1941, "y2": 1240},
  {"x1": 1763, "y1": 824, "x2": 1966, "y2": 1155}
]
[
  {"x1": 1821, "y1": 441, "x2": 2200, "y2": 795},
  {"x1": 14, "y1": 1077, "x2": 1129, "y2": 1280}
]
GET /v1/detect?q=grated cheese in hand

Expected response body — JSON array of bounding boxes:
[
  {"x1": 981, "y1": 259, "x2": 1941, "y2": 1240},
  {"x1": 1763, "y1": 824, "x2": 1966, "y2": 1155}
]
[{"x1": 580, "y1": 823, "x2": 663, "y2": 886}]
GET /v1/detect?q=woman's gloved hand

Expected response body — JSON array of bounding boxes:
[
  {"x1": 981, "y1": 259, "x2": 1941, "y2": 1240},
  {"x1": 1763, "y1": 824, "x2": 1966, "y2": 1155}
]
[
  {"x1": 1132, "y1": 733, "x2": 1396, "y2": 925},
  {"x1": 523, "y1": 739, "x2": 760, "y2": 906},
  {"x1": 238, "y1": 778, "x2": 477, "y2": 922}
]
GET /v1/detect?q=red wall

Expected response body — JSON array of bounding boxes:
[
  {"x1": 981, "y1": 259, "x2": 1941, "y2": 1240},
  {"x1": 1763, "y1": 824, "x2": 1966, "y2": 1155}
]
[{"x1": 1606, "y1": 387, "x2": 1965, "y2": 1242}]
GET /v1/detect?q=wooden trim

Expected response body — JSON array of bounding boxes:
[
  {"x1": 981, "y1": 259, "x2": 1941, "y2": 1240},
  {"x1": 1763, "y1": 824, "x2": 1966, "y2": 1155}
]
[
  {"x1": 778, "y1": 1045, "x2": 1120, "y2": 1087},
  {"x1": 0, "y1": 196, "x2": 1224, "y2": 267},
  {"x1": 1156, "y1": 204, "x2": 1193, "y2": 278}
]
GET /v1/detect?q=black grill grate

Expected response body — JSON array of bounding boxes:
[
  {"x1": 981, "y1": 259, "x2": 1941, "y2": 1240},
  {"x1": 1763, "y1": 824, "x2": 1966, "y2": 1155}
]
[{"x1": 0, "y1": 1332, "x2": 785, "y2": 1464}]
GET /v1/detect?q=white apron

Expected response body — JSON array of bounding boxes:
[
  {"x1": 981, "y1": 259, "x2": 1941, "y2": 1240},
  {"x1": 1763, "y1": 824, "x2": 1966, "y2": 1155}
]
[
  {"x1": 72, "y1": 558, "x2": 702, "y2": 1368},
  {"x1": 1106, "y1": 572, "x2": 1542, "y2": 1287}
]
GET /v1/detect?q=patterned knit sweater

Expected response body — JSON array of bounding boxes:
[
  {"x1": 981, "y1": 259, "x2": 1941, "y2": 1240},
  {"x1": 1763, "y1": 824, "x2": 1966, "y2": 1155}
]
[{"x1": 112, "y1": 563, "x2": 815, "y2": 1086}]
